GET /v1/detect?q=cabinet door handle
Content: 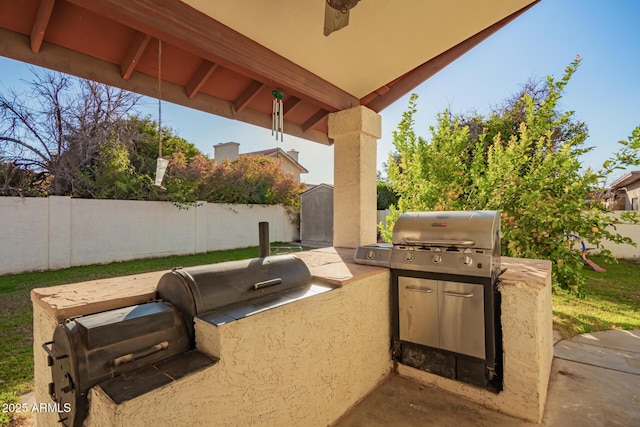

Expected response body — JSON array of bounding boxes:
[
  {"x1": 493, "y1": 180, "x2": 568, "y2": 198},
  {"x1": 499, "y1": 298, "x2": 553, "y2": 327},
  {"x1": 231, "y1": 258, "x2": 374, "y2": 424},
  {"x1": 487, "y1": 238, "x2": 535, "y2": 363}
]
[
  {"x1": 405, "y1": 286, "x2": 433, "y2": 293},
  {"x1": 443, "y1": 291, "x2": 474, "y2": 298}
]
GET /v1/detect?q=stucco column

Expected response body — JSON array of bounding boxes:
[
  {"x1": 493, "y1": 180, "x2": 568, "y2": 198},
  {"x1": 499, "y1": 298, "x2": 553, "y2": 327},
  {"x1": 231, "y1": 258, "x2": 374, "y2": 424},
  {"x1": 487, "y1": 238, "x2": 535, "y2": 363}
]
[{"x1": 329, "y1": 105, "x2": 381, "y2": 248}]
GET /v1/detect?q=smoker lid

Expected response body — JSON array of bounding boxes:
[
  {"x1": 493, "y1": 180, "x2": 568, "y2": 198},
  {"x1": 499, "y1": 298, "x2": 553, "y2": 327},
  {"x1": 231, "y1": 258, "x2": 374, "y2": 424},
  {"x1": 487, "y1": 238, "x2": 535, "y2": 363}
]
[
  {"x1": 392, "y1": 211, "x2": 500, "y2": 249},
  {"x1": 156, "y1": 254, "x2": 312, "y2": 344}
]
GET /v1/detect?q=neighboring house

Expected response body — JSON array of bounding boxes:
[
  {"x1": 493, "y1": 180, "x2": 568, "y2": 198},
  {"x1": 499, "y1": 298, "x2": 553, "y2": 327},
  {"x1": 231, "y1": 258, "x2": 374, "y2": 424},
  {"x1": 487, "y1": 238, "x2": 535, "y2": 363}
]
[
  {"x1": 609, "y1": 171, "x2": 640, "y2": 210},
  {"x1": 213, "y1": 142, "x2": 308, "y2": 182},
  {"x1": 300, "y1": 184, "x2": 333, "y2": 246}
]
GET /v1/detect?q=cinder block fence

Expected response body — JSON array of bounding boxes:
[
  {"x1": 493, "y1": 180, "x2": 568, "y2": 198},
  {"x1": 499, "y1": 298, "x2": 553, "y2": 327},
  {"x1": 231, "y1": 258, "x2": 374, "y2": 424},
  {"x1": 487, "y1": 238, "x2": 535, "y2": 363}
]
[{"x1": 0, "y1": 196, "x2": 298, "y2": 275}]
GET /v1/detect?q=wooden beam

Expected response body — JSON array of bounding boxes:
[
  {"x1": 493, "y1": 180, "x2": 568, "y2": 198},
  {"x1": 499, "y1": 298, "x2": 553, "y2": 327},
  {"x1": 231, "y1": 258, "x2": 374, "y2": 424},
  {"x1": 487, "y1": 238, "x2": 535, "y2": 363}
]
[
  {"x1": 358, "y1": 85, "x2": 390, "y2": 106},
  {"x1": 302, "y1": 109, "x2": 329, "y2": 133},
  {"x1": 233, "y1": 80, "x2": 264, "y2": 113},
  {"x1": 362, "y1": 0, "x2": 540, "y2": 112},
  {"x1": 120, "y1": 31, "x2": 151, "y2": 80},
  {"x1": 30, "y1": 0, "x2": 55, "y2": 53},
  {"x1": 65, "y1": 0, "x2": 358, "y2": 112},
  {"x1": 282, "y1": 96, "x2": 302, "y2": 119},
  {"x1": 0, "y1": 28, "x2": 332, "y2": 145},
  {"x1": 185, "y1": 60, "x2": 218, "y2": 99}
]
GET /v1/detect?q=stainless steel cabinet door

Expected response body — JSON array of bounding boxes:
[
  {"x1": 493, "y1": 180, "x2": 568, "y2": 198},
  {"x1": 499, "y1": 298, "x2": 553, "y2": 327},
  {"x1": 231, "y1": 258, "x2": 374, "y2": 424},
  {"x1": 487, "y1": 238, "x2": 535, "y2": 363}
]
[
  {"x1": 438, "y1": 281, "x2": 485, "y2": 359},
  {"x1": 398, "y1": 277, "x2": 439, "y2": 348}
]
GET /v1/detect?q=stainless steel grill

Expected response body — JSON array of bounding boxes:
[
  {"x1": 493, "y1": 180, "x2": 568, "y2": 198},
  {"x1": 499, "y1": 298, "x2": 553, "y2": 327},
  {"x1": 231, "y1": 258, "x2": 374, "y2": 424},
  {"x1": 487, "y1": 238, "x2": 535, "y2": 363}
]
[{"x1": 355, "y1": 210, "x2": 503, "y2": 391}]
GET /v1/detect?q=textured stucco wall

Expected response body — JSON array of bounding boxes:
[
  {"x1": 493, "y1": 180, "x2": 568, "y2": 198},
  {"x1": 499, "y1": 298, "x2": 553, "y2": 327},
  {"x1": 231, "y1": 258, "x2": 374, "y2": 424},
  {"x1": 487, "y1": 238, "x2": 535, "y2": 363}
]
[
  {"x1": 329, "y1": 106, "x2": 381, "y2": 248},
  {"x1": 0, "y1": 197, "x2": 298, "y2": 274},
  {"x1": 279, "y1": 157, "x2": 301, "y2": 182},
  {"x1": 396, "y1": 257, "x2": 553, "y2": 423},
  {"x1": 82, "y1": 272, "x2": 391, "y2": 426},
  {"x1": 32, "y1": 302, "x2": 62, "y2": 427}
]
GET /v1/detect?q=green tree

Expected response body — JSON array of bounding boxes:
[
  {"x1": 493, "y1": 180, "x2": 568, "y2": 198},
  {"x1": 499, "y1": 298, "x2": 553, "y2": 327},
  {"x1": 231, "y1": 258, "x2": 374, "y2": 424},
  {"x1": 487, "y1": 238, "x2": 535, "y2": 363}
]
[
  {"x1": 377, "y1": 181, "x2": 398, "y2": 210},
  {"x1": 383, "y1": 58, "x2": 640, "y2": 294},
  {"x1": 165, "y1": 153, "x2": 305, "y2": 207}
]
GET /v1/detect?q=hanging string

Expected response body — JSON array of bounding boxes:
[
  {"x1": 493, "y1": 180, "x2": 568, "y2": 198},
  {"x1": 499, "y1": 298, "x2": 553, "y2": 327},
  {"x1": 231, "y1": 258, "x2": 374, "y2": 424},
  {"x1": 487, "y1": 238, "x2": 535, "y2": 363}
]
[
  {"x1": 157, "y1": 39, "x2": 162, "y2": 158},
  {"x1": 152, "y1": 39, "x2": 169, "y2": 190}
]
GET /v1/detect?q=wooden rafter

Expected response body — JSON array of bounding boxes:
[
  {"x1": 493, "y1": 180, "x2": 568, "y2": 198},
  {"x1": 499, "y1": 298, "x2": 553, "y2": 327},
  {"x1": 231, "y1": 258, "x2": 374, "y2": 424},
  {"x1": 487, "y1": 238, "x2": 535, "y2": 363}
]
[
  {"x1": 359, "y1": 85, "x2": 390, "y2": 106},
  {"x1": 65, "y1": 0, "x2": 358, "y2": 112},
  {"x1": 120, "y1": 31, "x2": 151, "y2": 80},
  {"x1": 185, "y1": 60, "x2": 218, "y2": 99},
  {"x1": 30, "y1": 0, "x2": 55, "y2": 53},
  {"x1": 302, "y1": 109, "x2": 329, "y2": 133},
  {"x1": 0, "y1": 28, "x2": 332, "y2": 145},
  {"x1": 282, "y1": 96, "x2": 302, "y2": 119},
  {"x1": 233, "y1": 80, "x2": 264, "y2": 113}
]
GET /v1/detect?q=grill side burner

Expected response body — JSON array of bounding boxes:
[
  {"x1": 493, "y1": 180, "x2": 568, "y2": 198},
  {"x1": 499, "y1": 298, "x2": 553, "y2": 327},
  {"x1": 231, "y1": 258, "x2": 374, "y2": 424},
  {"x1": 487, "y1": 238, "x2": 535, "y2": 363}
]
[{"x1": 355, "y1": 210, "x2": 502, "y2": 391}]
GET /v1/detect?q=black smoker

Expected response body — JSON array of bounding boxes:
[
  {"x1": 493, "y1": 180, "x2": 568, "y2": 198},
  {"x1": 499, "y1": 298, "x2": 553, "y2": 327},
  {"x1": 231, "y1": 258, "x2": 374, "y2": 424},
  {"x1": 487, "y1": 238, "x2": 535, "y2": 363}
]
[
  {"x1": 355, "y1": 211, "x2": 503, "y2": 391},
  {"x1": 42, "y1": 223, "x2": 328, "y2": 427}
]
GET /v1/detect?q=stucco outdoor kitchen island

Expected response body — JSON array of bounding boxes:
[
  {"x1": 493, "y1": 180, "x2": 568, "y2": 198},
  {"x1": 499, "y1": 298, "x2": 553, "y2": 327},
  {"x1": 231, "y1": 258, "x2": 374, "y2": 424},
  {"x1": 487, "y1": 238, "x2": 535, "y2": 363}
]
[{"x1": 31, "y1": 247, "x2": 552, "y2": 426}]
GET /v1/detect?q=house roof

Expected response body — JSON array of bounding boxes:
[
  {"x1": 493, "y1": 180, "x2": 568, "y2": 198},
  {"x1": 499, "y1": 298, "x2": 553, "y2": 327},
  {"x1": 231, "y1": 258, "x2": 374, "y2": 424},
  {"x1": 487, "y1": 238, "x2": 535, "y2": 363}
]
[
  {"x1": 0, "y1": 0, "x2": 538, "y2": 145},
  {"x1": 610, "y1": 171, "x2": 640, "y2": 189},
  {"x1": 245, "y1": 148, "x2": 308, "y2": 174}
]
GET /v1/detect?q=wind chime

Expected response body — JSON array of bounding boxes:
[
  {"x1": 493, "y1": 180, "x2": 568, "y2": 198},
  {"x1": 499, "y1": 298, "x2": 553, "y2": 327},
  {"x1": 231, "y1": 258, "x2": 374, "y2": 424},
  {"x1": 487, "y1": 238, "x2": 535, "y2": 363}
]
[
  {"x1": 272, "y1": 90, "x2": 284, "y2": 142},
  {"x1": 152, "y1": 39, "x2": 169, "y2": 190}
]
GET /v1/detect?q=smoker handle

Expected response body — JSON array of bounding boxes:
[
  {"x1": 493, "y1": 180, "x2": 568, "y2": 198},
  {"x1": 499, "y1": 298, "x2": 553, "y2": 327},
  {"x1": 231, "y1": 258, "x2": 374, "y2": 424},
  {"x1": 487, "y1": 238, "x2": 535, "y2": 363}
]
[
  {"x1": 112, "y1": 341, "x2": 169, "y2": 368},
  {"x1": 403, "y1": 238, "x2": 475, "y2": 246},
  {"x1": 42, "y1": 341, "x2": 68, "y2": 364},
  {"x1": 253, "y1": 278, "x2": 282, "y2": 290},
  {"x1": 443, "y1": 291, "x2": 474, "y2": 298},
  {"x1": 405, "y1": 286, "x2": 433, "y2": 293}
]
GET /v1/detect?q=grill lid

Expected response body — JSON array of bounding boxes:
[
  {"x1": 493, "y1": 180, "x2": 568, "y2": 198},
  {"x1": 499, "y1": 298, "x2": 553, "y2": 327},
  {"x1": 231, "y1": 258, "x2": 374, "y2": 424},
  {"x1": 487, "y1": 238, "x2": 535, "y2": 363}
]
[{"x1": 392, "y1": 211, "x2": 500, "y2": 250}]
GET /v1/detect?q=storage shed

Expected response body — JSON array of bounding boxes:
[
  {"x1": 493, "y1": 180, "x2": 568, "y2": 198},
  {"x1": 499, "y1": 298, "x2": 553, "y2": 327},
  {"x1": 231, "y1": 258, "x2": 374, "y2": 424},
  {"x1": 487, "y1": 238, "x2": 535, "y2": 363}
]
[{"x1": 300, "y1": 184, "x2": 333, "y2": 246}]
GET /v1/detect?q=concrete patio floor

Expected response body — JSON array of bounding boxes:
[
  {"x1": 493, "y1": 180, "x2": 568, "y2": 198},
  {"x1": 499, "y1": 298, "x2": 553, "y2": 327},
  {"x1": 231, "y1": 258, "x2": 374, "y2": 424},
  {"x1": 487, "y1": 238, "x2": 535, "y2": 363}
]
[{"x1": 335, "y1": 329, "x2": 640, "y2": 427}]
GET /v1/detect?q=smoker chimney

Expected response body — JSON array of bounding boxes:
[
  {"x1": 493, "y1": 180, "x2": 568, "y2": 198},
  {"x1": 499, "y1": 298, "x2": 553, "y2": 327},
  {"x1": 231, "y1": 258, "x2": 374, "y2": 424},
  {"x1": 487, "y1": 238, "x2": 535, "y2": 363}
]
[{"x1": 259, "y1": 222, "x2": 270, "y2": 258}]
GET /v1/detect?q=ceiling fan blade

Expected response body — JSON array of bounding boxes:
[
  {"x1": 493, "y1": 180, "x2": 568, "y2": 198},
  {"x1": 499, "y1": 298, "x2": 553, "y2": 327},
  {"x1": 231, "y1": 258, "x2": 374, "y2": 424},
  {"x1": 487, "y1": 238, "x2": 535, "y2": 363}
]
[{"x1": 324, "y1": 2, "x2": 350, "y2": 36}]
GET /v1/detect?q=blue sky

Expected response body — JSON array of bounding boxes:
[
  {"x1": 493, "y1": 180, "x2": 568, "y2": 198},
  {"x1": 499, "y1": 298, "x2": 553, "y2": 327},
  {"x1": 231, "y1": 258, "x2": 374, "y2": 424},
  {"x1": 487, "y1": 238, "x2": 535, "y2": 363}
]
[{"x1": 1, "y1": 0, "x2": 639, "y2": 185}]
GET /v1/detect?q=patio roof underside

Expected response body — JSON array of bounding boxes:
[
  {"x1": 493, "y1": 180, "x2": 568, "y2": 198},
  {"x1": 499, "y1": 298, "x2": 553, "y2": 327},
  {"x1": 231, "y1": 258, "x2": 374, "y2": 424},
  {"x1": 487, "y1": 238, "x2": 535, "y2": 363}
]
[{"x1": 0, "y1": 0, "x2": 538, "y2": 145}]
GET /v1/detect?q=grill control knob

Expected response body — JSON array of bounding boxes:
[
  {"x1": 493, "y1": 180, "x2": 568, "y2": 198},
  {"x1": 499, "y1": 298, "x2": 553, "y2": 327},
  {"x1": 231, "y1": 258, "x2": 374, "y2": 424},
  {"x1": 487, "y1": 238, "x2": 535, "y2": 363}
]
[
  {"x1": 432, "y1": 254, "x2": 442, "y2": 264},
  {"x1": 461, "y1": 255, "x2": 473, "y2": 266},
  {"x1": 367, "y1": 250, "x2": 376, "y2": 259},
  {"x1": 405, "y1": 252, "x2": 415, "y2": 262}
]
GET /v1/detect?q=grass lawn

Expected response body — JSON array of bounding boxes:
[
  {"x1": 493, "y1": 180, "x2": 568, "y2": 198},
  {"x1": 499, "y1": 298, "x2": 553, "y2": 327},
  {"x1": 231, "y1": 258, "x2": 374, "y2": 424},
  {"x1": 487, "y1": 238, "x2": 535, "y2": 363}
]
[
  {"x1": 0, "y1": 250, "x2": 638, "y2": 424},
  {"x1": 552, "y1": 255, "x2": 640, "y2": 337}
]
